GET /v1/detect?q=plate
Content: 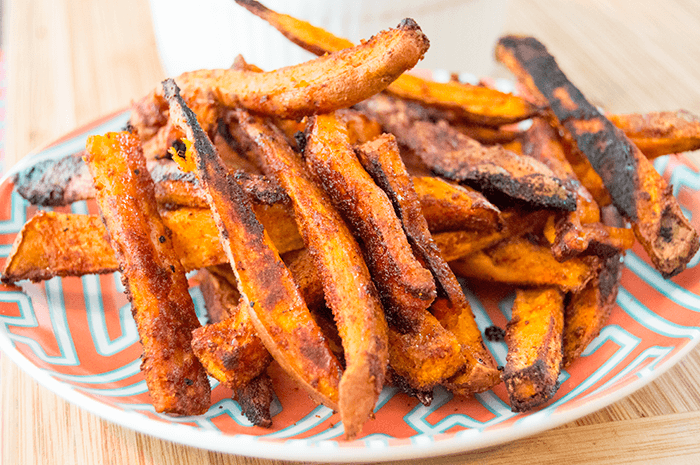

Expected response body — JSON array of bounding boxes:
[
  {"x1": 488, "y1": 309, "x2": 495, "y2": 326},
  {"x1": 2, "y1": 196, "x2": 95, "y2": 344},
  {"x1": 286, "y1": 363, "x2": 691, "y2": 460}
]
[{"x1": 2, "y1": 109, "x2": 700, "y2": 463}]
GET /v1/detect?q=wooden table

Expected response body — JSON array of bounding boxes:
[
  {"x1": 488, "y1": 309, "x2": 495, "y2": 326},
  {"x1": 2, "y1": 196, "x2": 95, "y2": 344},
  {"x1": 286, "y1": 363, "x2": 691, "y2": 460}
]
[{"x1": 3, "y1": 0, "x2": 700, "y2": 463}]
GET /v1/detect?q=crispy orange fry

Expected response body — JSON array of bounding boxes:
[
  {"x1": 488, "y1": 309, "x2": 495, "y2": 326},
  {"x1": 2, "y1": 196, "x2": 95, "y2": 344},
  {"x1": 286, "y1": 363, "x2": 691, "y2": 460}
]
[
  {"x1": 132, "y1": 17, "x2": 429, "y2": 156},
  {"x1": 496, "y1": 35, "x2": 699, "y2": 277},
  {"x1": 450, "y1": 236, "x2": 601, "y2": 293},
  {"x1": 413, "y1": 176, "x2": 502, "y2": 233},
  {"x1": 562, "y1": 253, "x2": 622, "y2": 368},
  {"x1": 355, "y1": 134, "x2": 500, "y2": 395},
  {"x1": 503, "y1": 287, "x2": 564, "y2": 412},
  {"x1": 84, "y1": 131, "x2": 210, "y2": 415},
  {"x1": 609, "y1": 110, "x2": 700, "y2": 159},
  {"x1": 304, "y1": 112, "x2": 436, "y2": 331},
  {"x1": 234, "y1": 0, "x2": 539, "y2": 126},
  {"x1": 191, "y1": 268, "x2": 272, "y2": 392},
  {"x1": 163, "y1": 79, "x2": 343, "y2": 411},
  {"x1": 233, "y1": 108, "x2": 389, "y2": 439}
]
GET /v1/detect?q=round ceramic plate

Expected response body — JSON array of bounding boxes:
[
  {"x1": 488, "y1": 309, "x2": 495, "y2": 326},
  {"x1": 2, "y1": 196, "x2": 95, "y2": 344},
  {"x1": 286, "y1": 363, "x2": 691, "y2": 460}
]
[{"x1": 2, "y1": 109, "x2": 700, "y2": 463}]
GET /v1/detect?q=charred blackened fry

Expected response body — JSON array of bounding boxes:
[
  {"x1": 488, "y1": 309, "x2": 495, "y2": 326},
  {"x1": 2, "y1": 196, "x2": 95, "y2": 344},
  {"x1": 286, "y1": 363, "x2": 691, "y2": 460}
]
[
  {"x1": 304, "y1": 112, "x2": 437, "y2": 331},
  {"x1": 162, "y1": 79, "x2": 343, "y2": 412},
  {"x1": 522, "y1": 118, "x2": 636, "y2": 260},
  {"x1": 357, "y1": 94, "x2": 576, "y2": 211},
  {"x1": 231, "y1": 108, "x2": 388, "y2": 439},
  {"x1": 235, "y1": 0, "x2": 539, "y2": 126},
  {"x1": 608, "y1": 110, "x2": 700, "y2": 160},
  {"x1": 84, "y1": 131, "x2": 210, "y2": 415},
  {"x1": 355, "y1": 134, "x2": 500, "y2": 395},
  {"x1": 496, "y1": 35, "x2": 699, "y2": 277}
]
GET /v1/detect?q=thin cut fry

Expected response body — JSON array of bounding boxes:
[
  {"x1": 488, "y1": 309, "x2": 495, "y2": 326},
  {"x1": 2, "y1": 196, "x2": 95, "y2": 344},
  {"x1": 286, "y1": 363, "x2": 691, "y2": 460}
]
[
  {"x1": 84, "y1": 131, "x2": 210, "y2": 415},
  {"x1": 496, "y1": 35, "x2": 699, "y2": 277},
  {"x1": 131, "y1": 18, "x2": 429, "y2": 153},
  {"x1": 191, "y1": 268, "x2": 272, "y2": 392},
  {"x1": 163, "y1": 79, "x2": 343, "y2": 412},
  {"x1": 503, "y1": 287, "x2": 564, "y2": 412}
]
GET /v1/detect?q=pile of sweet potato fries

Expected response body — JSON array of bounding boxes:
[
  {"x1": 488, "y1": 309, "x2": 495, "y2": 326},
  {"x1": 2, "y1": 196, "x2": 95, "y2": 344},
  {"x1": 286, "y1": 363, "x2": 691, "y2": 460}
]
[{"x1": 3, "y1": 0, "x2": 700, "y2": 439}]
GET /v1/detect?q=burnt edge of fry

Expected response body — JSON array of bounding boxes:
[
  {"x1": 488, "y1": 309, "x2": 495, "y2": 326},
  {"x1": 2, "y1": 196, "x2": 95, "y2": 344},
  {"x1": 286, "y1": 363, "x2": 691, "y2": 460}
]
[
  {"x1": 501, "y1": 359, "x2": 558, "y2": 412},
  {"x1": 497, "y1": 36, "x2": 639, "y2": 219}
]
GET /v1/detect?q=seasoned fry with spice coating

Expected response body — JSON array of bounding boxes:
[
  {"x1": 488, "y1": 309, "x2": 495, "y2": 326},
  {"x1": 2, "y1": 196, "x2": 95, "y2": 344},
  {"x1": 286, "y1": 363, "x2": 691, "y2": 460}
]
[
  {"x1": 84, "y1": 131, "x2": 210, "y2": 415},
  {"x1": 131, "y1": 18, "x2": 429, "y2": 153},
  {"x1": 450, "y1": 236, "x2": 600, "y2": 293},
  {"x1": 357, "y1": 94, "x2": 575, "y2": 211},
  {"x1": 495, "y1": 35, "x2": 699, "y2": 277},
  {"x1": 235, "y1": 0, "x2": 539, "y2": 126},
  {"x1": 163, "y1": 79, "x2": 343, "y2": 412},
  {"x1": 522, "y1": 118, "x2": 636, "y2": 260},
  {"x1": 304, "y1": 112, "x2": 436, "y2": 331},
  {"x1": 609, "y1": 110, "x2": 700, "y2": 159},
  {"x1": 355, "y1": 134, "x2": 500, "y2": 394},
  {"x1": 503, "y1": 287, "x2": 564, "y2": 412},
  {"x1": 232, "y1": 108, "x2": 388, "y2": 439}
]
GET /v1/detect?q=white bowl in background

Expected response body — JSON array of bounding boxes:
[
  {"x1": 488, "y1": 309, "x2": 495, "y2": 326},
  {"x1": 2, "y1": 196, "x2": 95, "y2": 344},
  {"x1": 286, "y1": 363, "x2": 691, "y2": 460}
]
[{"x1": 148, "y1": 0, "x2": 510, "y2": 77}]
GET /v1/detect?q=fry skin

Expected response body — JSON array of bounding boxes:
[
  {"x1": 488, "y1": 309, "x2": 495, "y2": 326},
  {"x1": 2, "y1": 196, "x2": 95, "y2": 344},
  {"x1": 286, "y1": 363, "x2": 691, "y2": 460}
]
[
  {"x1": 163, "y1": 79, "x2": 343, "y2": 412},
  {"x1": 496, "y1": 35, "x2": 699, "y2": 277},
  {"x1": 355, "y1": 134, "x2": 500, "y2": 395},
  {"x1": 84, "y1": 131, "x2": 210, "y2": 415},
  {"x1": 232, "y1": 109, "x2": 389, "y2": 439},
  {"x1": 304, "y1": 112, "x2": 437, "y2": 331},
  {"x1": 503, "y1": 287, "x2": 564, "y2": 412},
  {"x1": 235, "y1": 0, "x2": 539, "y2": 126}
]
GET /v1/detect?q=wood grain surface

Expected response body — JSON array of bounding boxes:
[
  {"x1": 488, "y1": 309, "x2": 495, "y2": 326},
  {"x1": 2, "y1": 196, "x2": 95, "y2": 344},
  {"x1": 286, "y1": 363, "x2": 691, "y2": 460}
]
[{"x1": 3, "y1": 0, "x2": 700, "y2": 464}]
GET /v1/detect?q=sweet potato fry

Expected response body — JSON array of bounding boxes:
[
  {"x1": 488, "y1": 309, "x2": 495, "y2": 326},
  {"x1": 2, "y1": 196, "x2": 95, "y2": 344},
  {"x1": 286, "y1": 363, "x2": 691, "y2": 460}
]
[
  {"x1": 609, "y1": 110, "x2": 700, "y2": 159},
  {"x1": 355, "y1": 134, "x2": 500, "y2": 395},
  {"x1": 503, "y1": 287, "x2": 564, "y2": 412},
  {"x1": 191, "y1": 268, "x2": 272, "y2": 392},
  {"x1": 304, "y1": 112, "x2": 436, "y2": 331},
  {"x1": 197, "y1": 266, "x2": 276, "y2": 427},
  {"x1": 412, "y1": 176, "x2": 502, "y2": 233},
  {"x1": 562, "y1": 252, "x2": 622, "y2": 368},
  {"x1": 523, "y1": 118, "x2": 636, "y2": 260},
  {"x1": 358, "y1": 94, "x2": 576, "y2": 211},
  {"x1": 84, "y1": 131, "x2": 210, "y2": 415},
  {"x1": 163, "y1": 79, "x2": 343, "y2": 412},
  {"x1": 235, "y1": 0, "x2": 539, "y2": 126},
  {"x1": 433, "y1": 210, "x2": 550, "y2": 263},
  {"x1": 496, "y1": 35, "x2": 699, "y2": 277},
  {"x1": 132, "y1": 17, "x2": 429, "y2": 154},
  {"x1": 450, "y1": 236, "x2": 600, "y2": 293},
  {"x1": 232, "y1": 108, "x2": 389, "y2": 439}
]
